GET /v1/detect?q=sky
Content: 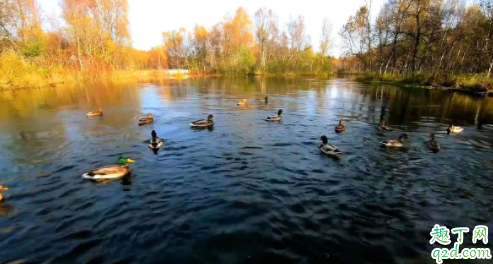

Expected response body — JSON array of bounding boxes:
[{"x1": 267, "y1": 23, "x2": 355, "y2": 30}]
[{"x1": 38, "y1": 0, "x2": 386, "y2": 57}]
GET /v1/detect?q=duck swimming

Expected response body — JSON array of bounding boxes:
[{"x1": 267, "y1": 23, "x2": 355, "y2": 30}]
[
  {"x1": 237, "y1": 99, "x2": 247, "y2": 106},
  {"x1": 335, "y1": 119, "x2": 346, "y2": 133},
  {"x1": 82, "y1": 156, "x2": 135, "y2": 181},
  {"x1": 381, "y1": 133, "x2": 409, "y2": 148},
  {"x1": 265, "y1": 109, "x2": 283, "y2": 121},
  {"x1": 191, "y1": 114, "x2": 214, "y2": 128},
  {"x1": 149, "y1": 130, "x2": 163, "y2": 149},
  {"x1": 427, "y1": 133, "x2": 440, "y2": 152},
  {"x1": 319, "y1": 135, "x2": 342, "y2": 157},
  {"x1": 378, "y1": 120, "x2": 394, "y2": 131},
  {"x1": 139, "y1": 113, "x2": 154, "y2": 125},
  {"x1": 0, "y1": 185, "x2": 8, "y2": 202},
  {"x1": 86, "y1": 107, "x2": 103, "y2": 117},
  {"x1": 447, "y1": 124, "x2": 463, "y2": 134},
  {"x1": 255, "y1": 97, "x2": 268, "y2": 103}
]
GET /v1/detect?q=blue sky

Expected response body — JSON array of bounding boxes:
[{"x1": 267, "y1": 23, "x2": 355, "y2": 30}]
[{"x1": 38, "y1": 0, "x2": 386, "y2": 57}]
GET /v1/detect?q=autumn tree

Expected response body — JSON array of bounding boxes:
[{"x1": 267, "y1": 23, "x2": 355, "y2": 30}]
[
  {"x1": 320, "y1": 18, "x2": 333, "y2": 56},
  {"x1": 254, "y1": 8, "x2": 279, "y2": 70},
  {"x1": 340, "y1": 4, "x2": 373, "y2": 71},
  {"x1": 162, "y1": 28, "x2": 187, "y2": 69},
  {"x1": 219, "y1": 7, "x2": 256, "y2": 75},
  {"x1": 62, "y1": 0, "x2": 131, "y2": 70}
]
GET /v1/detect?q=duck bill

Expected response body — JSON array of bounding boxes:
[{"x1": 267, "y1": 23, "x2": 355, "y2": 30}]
[
  {"x1": 126, "y1": 158, "x2": 135, "y2": 163},
  {"x1": 0, "y1": 186, "x2": 7, "y2": 191}
]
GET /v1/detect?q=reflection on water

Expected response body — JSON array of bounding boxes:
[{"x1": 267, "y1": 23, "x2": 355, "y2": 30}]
[{"x1": 0, "y1": 77, "x2": 492, "y2": 264}]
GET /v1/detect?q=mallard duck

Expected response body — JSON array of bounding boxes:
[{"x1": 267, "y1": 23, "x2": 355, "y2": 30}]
[
  {"x1": 427, "y1": 133, "x2": 440, "y2": 152},
  {"x1": 378, "y1": 120, "x2": 394, "y2": 131},
  {"x1": 237, "y1": 99, "x2": 247, "y2": 106},
  {"x1": 86, "y1": 107, "x2": 103, "y2": 117},
  {"x1": 190, "y1": 114, "x2": 214, "y2": 128},
  {"x1": 320, "y1": 135, "x2": 342, "y2": 157},
  {"x1": 82, "y1": 157, "x2": 135, "y2": 181},
  {"x1": 255, "y1": 97, "x2": 268, "y2": 103},
  {"x1": 447, "y1": 124, "x2": 463, "y2": 134},
  {"x1": 381, "y1": 133, "x2": 409, "y2": 148},
  {"x1": 148, "y1": 130, "x2": 163, "y2": 149},
  {"x1": 0, "y1": 185, "x2": 8, "y2": 202},
  {"x1": 335, "y1": 119, "x2": 346, "y2": 133},
  {"x1": 265, "y1": 109, "x2": 283, "y2": 121},
  {"x1": 139, "y1": 113, "x2": 154, "y2": 125}
]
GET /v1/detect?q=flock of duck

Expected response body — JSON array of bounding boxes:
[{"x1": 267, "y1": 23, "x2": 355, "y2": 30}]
[{"x1": 0, "y1": 97, "x2": 465, "y2": 202}]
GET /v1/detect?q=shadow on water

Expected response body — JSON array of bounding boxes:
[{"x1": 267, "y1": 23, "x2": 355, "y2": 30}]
[{"x1": 0, "y1": 77, "x2": 492, "y2": 263}]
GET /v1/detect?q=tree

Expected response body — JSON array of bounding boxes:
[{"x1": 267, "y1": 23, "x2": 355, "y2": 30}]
[
  {"x1": 320, "y1": 18, "x2": 333, "y2": 56},
  {"x1": 254, "y1": 8, "x2": 278, "y2": 70},
  {"x1": 162, "y1": 28, "x2": 186, "y2": 69},
  {"x1": 340, "y1": 3, "x2": 374, "y2": 71},
  {"x1": 219, "y1": 7, "x2": 256, "y2": 74},
  {"x1": 62, "y1": 0, "x2": 131, "y2": 70}
]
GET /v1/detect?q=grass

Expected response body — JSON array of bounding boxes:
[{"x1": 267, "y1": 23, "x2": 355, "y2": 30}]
[
  {"x1": 356, "y1": 72, "x2": 493, "y2": 94},
  {"x1": 0, "y1": 51, "x2": 194, "y2": 90}
]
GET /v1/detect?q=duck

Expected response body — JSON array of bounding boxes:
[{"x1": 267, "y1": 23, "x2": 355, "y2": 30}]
[
  {"x1": 139, "y1": 113, "x2": 154, "y2": 125},
  {"x1": 378, "y1": 120, "x2": 394, "y2": 131},
  {"x1": 237, "y1": 99, "x2": 247, "y2": 106},
  {"x1": 381, "y1": 133, "x2": 409, "y2": 148},
  {"x1": 86, "y1": 107, "x2": 103, "y2": 117},
  {"x1": 447, "y1": 124, "x2": 463, "y2": 134},
  {"x1": 335, "y1": 119, "x2": 346, "y2": 133},
  {"x1": 319, "y1": 135, "x2": 342, "y2": 157},
  {"x1": 190, "y1": 114, "x2": 214, "y2": 128},
  {"x1": 427, "y1": 133, "x2": 440, "y2": 152},
  {"x1": 148, "y1": 130, "x2": 163, "y2": 149},
  {"x1": 255, "y1": 96, "x2": 268, "y2": 103},
  {"x1": 0, "y1": 185, "x2": 8, "y2": 202},
  {"x1": 265, "y1": 109, "x2": 283, "y2": 121},
  {"x1": 82, "y1": 156, "x2": 135, "y2": 181}
]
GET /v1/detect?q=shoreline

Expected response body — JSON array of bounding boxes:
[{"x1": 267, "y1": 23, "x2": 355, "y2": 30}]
[
  {"x1": 0, "y1": 71, "x2": 334, "y2": 90},
  {"x1": 356, "y1": 78, "x2": 493, "y2": 97}
]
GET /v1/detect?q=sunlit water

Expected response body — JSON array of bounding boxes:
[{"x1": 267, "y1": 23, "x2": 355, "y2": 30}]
[{"x1": 0, "y1": 77, "x2": 492, "y2": 264}]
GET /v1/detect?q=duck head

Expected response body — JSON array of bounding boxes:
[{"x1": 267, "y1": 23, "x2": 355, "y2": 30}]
[
  {"x1": 151, "y1": 130, "x2": 157, "y2": 139},
  {"x1": 118, "y1": 156, "x2": 135, "y2": 165},
  {"x1": 339, "y1": 119, "x2": 344, "y2": 125},
  {"x1": 147, "y1": 113, "x2": 153, "y2": 119},
  {"x1": 0, "y1": 185, "x2": 7, "y2": 191},
  {"x1": 320, "y1": 135, "x2": 328, "y2": 144},
  {"x1": 278, "y1": 109, "x2": 283, "y2": 116},
  {"x1": 430, "y1": 133, "x2": 436, "y2": 140},
  {"x1": 208, "y1": 114, "x2": 214, "y2": 121}
]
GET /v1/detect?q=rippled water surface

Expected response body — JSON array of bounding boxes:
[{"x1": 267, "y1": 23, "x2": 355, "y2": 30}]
[{"x1": 1, "y1": 77, "x2": 493, "y2": 264}]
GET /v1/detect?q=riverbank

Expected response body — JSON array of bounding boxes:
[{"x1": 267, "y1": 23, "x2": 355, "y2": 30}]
[
  {"x1": 356, "y1": 73, "x2": 493, "y2": 96},
  {"x1": 0, "y1": 52, "x2": 196, "y2": 90}
]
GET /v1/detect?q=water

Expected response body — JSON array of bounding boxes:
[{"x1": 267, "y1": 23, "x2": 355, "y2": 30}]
[{"x1": 0, "y1": 77, "x2": 492, "y2": 264}]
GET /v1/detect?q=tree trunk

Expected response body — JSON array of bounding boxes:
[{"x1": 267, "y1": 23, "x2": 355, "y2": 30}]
[
  {"x1": 411, "y1": 7, "x2": 422, "y2": 79},
  {"x1": 487, "y1": 54, "x2": 493, "y2": 78},
  {"x1": 76, "y1": 35, "x2": 83, "y2": 71}
]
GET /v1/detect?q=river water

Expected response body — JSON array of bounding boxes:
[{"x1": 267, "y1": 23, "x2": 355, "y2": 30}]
[{"x1": 0, "y1": 77, "x2": 492, "y2": 264}]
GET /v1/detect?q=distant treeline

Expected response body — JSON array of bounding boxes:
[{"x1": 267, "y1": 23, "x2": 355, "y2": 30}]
[
  {"x1": 339, "y1": 0, "x2": 493, "y2": 90},
  {"x1": 0, "y1": 0, "x2": 337, "y2": 88},
  {"x1": 159, "y1": 8, "x2": 334, "y2": 76}
]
